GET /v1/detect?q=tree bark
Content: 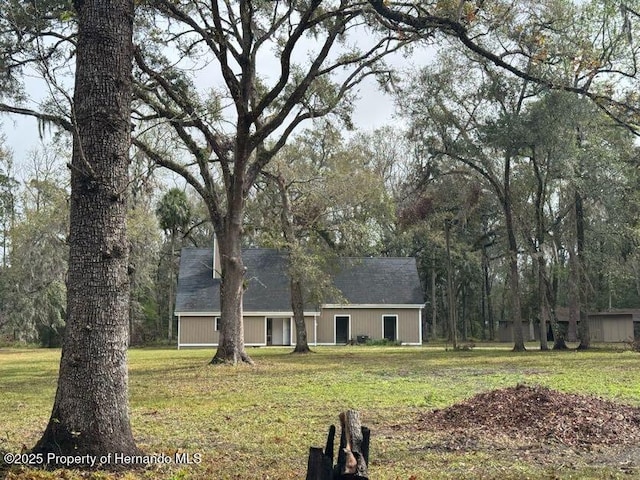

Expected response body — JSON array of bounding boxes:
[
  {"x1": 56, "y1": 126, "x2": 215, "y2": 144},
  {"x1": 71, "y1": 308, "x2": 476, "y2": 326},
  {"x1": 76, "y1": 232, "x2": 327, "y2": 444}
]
[
  {"x1": 550, "y1": 252, "x2": 568, "y2": 349},
  {"x1": 268, "y1": 171, "x2": 312, "y2": 354},
  {"x1": 32, "y1": 0, "x2": 138, "y2": 460},
  {"x1": 461, "y1": 284, "x2": 468, "y2": 341},
  {"x1": 508, "y1": 248, "x2": 525, "y2": 351},
  {"x1": 337, "y1": 411, "x2": 369, "y2": 478},
  {"x1": 537, "y1": 257, "x2": 550, "y2": 351},
  {"x1": 431, "y1": 252, "x2": 438, "y2": 340},
  {"x1": 168, "y1": 233, "x2": 175, "y2": 341},
  {"x1": 211, "y1": 227, "x2": 253, "y2": 365},
  {"x1": 536, "y1": 254, "x2": 552, "y2": 351},
  {"x1": 575, "y1": 190, "x2": 591, "y2": 349},
  {"x1": 306, "y1": 411, "x2": 370, "y2": 480},
  {"x1": 503, "y1": 156, "x2": 525, "y2": 351},
  {"x1": 482, "y1": 245, "x2": 494, "y2": 340},
  {"x1": 531, "y1": 149, "x2": 549, "y2": 350},
  {"x1": 567, "y1": 246, "x2": 579, "y2": 343},
  {"x1": 444, "y1": 220, "x2": 458, "y2": 349},
  {"x1": 291, "y1": 277, "x2": 312, "y2": 353}
]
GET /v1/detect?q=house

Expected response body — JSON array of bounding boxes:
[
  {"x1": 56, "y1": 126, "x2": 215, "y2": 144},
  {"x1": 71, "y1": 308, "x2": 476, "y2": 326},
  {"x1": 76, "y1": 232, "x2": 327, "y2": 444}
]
[
  {"x1": 498, "y1": 308, "x2": 640, "y2": 343},
  {"x1": 174, "y1": 246, "x2": 425, "y2": 348}
]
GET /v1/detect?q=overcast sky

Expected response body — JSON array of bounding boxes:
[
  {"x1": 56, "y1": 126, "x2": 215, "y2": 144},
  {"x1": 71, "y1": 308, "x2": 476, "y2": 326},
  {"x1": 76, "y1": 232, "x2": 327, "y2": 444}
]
[
  {"x1": 1, "y1": 38, "x2": 434, "y2": 176},
  {"x1": 2, "y1": 78, "x2": 389, "y2": 165}
]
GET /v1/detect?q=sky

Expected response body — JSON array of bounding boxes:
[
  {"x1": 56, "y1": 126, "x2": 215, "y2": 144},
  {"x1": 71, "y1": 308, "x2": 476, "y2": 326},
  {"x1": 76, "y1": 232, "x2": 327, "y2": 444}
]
[
  {"x1": 1, "y1": 31, "x2": 435, "y2": 177},
  {"x1": 1, "y1": 77, "x2": 402, "y2": 183},
  {"x1": 2, "y1": 77, "x2": 391, "y2": 163}
]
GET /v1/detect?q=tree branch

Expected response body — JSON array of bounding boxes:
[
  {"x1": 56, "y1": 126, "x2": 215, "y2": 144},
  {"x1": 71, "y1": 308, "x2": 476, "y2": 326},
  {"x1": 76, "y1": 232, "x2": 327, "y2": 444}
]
[
  {"x1": 367, "y1": 0, "x2": 640, "y2": 134},
  {"x1": 0, "y1": 103, "x2": 73, "y2": 132}
]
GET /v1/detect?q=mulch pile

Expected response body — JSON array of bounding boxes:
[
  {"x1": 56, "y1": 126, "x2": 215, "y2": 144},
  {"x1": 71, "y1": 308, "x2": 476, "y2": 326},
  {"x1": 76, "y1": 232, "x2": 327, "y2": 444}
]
[{"x1": 418, "y1": 384, "x2": 640, "y2": 449}]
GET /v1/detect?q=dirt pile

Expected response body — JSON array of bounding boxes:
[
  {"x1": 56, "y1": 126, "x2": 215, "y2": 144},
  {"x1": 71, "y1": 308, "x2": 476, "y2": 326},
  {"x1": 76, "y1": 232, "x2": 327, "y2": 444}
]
[{"x1": 418, "y1": 384, "x2": 640, "y2": 448}]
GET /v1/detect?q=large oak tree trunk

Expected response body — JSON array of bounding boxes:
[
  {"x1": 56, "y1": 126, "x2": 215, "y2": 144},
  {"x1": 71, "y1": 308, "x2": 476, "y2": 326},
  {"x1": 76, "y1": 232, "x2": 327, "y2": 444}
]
[
  {"x1": 291, "y1": 277, "x2": 312, "y2": 353},
  {"x1": 33, "y1": 0, "x2": 138, "y2": 459},
  {"x1": 211, "y1": 228, "x2": 253, "y2": 365}
]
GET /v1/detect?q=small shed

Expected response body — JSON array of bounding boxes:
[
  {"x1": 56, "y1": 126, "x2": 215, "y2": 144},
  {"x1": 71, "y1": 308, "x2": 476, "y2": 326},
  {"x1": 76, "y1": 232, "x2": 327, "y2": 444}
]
[
  {"x1": 498, "y1": 309, "x2": 640, "y2": 343},
  {"x1": 586, "y1": 310, "x2": 638, "y2": 343}
]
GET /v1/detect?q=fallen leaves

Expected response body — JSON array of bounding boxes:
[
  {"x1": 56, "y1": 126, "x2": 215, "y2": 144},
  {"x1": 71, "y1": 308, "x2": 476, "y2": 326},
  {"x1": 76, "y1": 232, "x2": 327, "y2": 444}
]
[{"x1": 417, "y1": 384, "x2": 640, "y2": 449}]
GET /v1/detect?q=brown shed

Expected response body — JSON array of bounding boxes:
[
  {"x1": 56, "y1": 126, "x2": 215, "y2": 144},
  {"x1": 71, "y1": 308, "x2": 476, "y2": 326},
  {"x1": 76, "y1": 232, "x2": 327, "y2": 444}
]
[{"x1": 498, "y1": 308, "x2": 640, "y2": 343}]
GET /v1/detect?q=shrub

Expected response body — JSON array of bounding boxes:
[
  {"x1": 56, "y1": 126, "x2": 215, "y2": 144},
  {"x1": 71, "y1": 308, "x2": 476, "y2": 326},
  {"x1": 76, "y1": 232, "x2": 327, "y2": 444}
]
[
  {"x1": 625, "y1": 338, "x2": 640, "y2": 352},
  {"x1": 363, "y1": 338, "x2": 402, "y2": 347}
]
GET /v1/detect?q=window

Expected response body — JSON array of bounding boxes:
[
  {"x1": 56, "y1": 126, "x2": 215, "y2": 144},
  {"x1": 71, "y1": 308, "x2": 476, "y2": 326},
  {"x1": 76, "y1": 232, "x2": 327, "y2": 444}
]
[{"x1": 214, "y1": 317, "x2": 221, "y2": 331}]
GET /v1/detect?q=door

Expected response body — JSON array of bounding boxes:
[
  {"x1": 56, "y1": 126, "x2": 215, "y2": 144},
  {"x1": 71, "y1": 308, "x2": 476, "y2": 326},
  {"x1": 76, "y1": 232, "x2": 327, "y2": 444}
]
[
  {"x1": 266, "y1": 318, "x2": 273, "y2": 346},
  {"x1": 383, "y1": 315, "x2": 397, "y2": 341},
  {"x1": 267, "y1": 318, "x2": 290, "y2": 346},
  {"x1": 335, "y1": 316, "x2": 350, "y2": 344},
  {"x1": 282, "y1": 318, "x2": 291, "y2": 345}
]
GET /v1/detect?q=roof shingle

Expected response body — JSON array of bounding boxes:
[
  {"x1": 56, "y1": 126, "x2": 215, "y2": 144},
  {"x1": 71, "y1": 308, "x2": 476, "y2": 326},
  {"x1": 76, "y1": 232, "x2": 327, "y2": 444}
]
[{"x1": 175, "y1": 248, "x2": 424, "y2": 313}]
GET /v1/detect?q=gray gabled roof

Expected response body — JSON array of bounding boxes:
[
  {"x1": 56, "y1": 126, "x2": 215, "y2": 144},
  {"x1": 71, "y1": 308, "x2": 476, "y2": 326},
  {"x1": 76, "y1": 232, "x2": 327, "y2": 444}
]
[
  {"x1": 329, "y1": 257, "x2": 425, "y2": 305},
  {"x1": 174, "y1": 248, "x2": 424, "y2": 314}
]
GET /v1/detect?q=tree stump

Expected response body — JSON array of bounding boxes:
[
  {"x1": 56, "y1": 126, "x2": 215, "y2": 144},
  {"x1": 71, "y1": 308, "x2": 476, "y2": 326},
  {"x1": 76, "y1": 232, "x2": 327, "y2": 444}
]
[{"x1": 306, "y1": 410, "x2": 370, "y2": 480}]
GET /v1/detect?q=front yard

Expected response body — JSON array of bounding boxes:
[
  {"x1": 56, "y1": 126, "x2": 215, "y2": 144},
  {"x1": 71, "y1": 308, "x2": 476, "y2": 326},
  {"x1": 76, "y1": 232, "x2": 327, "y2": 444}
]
[{"x1": 1, "y1": 345, "x2": 640, "y2": 479}]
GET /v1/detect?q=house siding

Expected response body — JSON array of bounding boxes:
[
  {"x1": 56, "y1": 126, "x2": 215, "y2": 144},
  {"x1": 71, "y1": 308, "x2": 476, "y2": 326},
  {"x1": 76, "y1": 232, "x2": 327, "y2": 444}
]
[
  {"x1": 498, "y1": 321, "x2": 535, "y2": 343},
  {"x1": 292, "y1": 316, "x2": 317, "y2": 344},
  {"x1": 588, "y1": 315, "x2": 634, "y2": 342},
  {"x1": 318, "y1": 308, "x2": 421, "y2": 344},
  {"x1": 315, "y1": 311, "x2": 333, "y2": 344},
  {"x1": 178, "y1": 315, "x2": 264, "y2": 346},
  {"x1": 179, "y1": 315, "x2": 218, "y2": 346},
  {"x1": 179, "y1": 315, "x2": 319, "y2": 347},
  {"x1": 245, "y1": 317, "x2": 266, "y2": 345}
]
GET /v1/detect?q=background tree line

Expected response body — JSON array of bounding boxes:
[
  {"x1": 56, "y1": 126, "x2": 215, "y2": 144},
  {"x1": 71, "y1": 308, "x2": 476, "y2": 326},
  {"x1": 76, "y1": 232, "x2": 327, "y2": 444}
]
[
  {"x1": 1, "y1": 80, "x2": 638, "y2": 350},
  {"x1": 0, "y1": 141, "x2": 212, "y2": 347},
  {"x1": 2, "y1": 0, "x2": 640, "y2": 360}
]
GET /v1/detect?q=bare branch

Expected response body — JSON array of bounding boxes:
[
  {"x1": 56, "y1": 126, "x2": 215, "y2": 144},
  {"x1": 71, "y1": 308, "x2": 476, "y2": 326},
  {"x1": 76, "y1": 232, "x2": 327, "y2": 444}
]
[{"x1": 0, "y1": 103, "x2": 72, "y2": 131}]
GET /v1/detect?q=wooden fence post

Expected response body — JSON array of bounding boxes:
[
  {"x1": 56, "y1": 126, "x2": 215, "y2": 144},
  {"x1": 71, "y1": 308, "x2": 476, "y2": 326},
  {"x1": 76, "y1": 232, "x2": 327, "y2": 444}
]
[{"x1": 305, "y1": 410, "x2": 370, "y2": 480}]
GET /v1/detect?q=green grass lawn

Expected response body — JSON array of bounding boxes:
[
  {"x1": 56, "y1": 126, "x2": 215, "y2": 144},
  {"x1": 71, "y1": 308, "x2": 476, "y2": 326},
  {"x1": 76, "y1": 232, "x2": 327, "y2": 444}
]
[{"x1": 2, "y1": 344, "x2": 640, "y2": 479}]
